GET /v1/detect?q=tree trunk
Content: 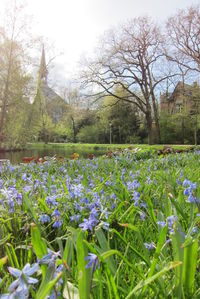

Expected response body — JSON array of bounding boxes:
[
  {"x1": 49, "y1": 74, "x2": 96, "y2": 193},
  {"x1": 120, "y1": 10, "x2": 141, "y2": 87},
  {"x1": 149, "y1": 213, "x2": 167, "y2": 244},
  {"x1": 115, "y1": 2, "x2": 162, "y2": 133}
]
[
  {"x1": 0, "y1": 17, "x2": 15, "y2": 143},
  {"x1": 146, "y1": 111, "x2": 153, "y2": 145},
  {"x1": 181, "y1": 118, "x2": 185, "y2": 144},
  {"x1": 194, "y1": 113, "x2": 198, "y2": 145},
  {"x1": 71, "y1": 117, "x2": 76, "y2": 143},
  {"x1": 0, "y1": 46, "x2": 13, "y2": 139},
  {"x1": 151, "y1": 94, "x2": 161, "y2": 143},
  {"x1": 147, "y1": 65, "x2": 161, "y2": 144}
]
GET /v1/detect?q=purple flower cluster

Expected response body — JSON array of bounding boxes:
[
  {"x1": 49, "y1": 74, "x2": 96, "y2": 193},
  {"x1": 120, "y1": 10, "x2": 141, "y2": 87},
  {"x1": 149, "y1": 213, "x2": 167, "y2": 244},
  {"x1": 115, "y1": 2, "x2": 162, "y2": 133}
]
[
  {"x1": 157, "y1": 215, "x2": 177, "y2": 234},
  {"x1": 1, "y1": 263, "x2": 39, "y2": 299},
  {"x1": 183, "y1": 179, "x2": 198, "y2": 203},
  {"x1": 0, "y1": 186, "x2": 23, "y2": 213}
]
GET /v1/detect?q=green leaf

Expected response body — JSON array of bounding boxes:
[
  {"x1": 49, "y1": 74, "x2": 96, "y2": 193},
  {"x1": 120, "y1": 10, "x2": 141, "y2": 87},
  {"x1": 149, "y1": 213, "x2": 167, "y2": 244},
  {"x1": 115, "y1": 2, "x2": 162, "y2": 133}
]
[
  {"x1": 24, "y1": 194, "x2": 38, "y2": 222},
  {"x1": 31, "y1": 223, "x2": 47, "y2": 259},
  {"x1": 95, "y1": 228, "x2": 116, "y2": 275},
  {"x1": 0, "y1": 234, "x2": 11, "y2": 245},
  {"x1": 146, "y1": 196, "x2": 157, "y2": 225},
  {"x1": 101, "y1": 249, "x2": 144, "y2": 279},
  {"x1": 0, "y1": 256, "x2": 8, "y2": 268},
  {"x1": 63, "y1": 236, "x2": 73, "y2": 267},
  {"x1": 183, "y1": 238, "x2": 198, "y2": 296},
  {"x1": 119, "y1": 223, "x2": 139, "y2": 232},
  {"x1": 126, "y1": 261, "x2": 182, "y2": 299},
  {"x1": 171, "y1": 226, "x2": 185, "y2": 297},
  {"x1": 103, "y1": 262, "x2": 120, "y2": 299},
  {"x1": 142, "y1": 226, "x2": 168, "y2": 294},
  {"x1": 5, "y1": 243, "x2": 19, "y2": 268},
  {"x1": 31, "y1": 223, "x2": 47, "y2": 278},
  {"x1": 36, "y1": 270, "x2": 62, "y2": 299},
  {"x1": 112, "y1": 229, "x2": 150, "y2": 266},
  {"x1": 76, "y1": 230, "x2": 91, "y2": 299}
]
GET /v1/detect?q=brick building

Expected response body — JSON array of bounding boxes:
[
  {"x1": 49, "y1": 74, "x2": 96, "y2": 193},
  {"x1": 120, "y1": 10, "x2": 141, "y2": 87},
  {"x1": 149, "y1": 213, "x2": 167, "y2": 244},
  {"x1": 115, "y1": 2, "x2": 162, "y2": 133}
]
[{"x1": 160, "y1": 81, "x2": 199, "y2": 114}]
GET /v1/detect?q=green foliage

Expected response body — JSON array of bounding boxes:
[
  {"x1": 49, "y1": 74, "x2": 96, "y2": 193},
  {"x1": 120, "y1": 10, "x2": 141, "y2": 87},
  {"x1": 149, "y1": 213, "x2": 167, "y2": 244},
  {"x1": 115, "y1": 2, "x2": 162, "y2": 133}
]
[
  {"x1": 78, "y1": 89, "x2": 141, "y2": 144},
  {"x1": 76, "y1": 230, "x2": 91, "y2": 299},
  {"x1": 160, "y1": 112, "x2": 195, "y2": 144}
]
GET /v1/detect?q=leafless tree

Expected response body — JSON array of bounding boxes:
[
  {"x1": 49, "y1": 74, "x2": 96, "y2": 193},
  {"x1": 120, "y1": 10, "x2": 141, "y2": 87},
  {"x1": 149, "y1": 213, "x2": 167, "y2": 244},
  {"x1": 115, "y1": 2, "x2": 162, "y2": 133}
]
[
  {"x1": 81, "y1": 16, "x2": 176, "y2": 144},
  {"x1": 166, "y1": 4, "x2": 200, "y2": 73}
]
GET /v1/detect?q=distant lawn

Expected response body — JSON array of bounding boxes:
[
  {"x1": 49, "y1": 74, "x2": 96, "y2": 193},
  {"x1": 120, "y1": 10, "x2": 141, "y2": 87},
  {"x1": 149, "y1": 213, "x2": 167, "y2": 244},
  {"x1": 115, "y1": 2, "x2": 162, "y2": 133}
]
[
  {"x1": 27, "y1": 142, "x2": 196, "y2": 151},
  {"x1": 27, "y1": 142, "x2": 130, "y2": 148}
]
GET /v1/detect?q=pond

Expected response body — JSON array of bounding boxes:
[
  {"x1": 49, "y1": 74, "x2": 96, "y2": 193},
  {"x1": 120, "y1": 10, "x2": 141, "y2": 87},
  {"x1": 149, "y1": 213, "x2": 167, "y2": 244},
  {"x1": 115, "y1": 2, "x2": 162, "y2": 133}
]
[{"x1": 0, "y1": 147, "x2": 107, "y2": 164}]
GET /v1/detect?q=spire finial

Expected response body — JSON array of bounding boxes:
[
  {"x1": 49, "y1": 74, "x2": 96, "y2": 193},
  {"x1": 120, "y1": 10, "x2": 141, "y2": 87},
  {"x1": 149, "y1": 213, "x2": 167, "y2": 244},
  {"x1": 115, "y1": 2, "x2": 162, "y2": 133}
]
[{"x1": 39, "y1": 44, "x2": 48, "y2": 83}]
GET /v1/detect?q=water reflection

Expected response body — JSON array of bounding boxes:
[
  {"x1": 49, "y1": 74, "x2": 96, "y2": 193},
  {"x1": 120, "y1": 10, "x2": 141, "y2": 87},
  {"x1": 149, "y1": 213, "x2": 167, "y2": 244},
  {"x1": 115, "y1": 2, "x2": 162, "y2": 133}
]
[{"x1": 0, "y1": 148, "x2": 106, "y2": 164}]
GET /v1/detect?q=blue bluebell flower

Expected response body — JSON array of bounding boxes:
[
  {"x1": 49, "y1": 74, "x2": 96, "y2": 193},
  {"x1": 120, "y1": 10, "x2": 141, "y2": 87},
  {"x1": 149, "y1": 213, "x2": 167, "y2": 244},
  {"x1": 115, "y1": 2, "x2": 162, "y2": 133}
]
[
  {"x1": 146, "y1": 177, "x2": 152, "y2": 185},
  {"x1": 79, "y1": 217, "x2": 98, "y2": 231},
  {"x1": 85, "y1": 253, "x2": 100, "y2": 270},
  {"x1": 111, "y1": 203, "x2": 116, "y2": 209},
  {"x1": 90, "y1": 208, "x2": 99, "y2": 218},
  {"x1": 51, "y1": 209, "x2": 61, "y2": 217},
  {"x1": 140, "y1": 202, "x2": 147, "y2": 209},
  {"x1": 131, "y1": 191, "x2": 140, "y2": 206},
  {"x1": 127, "y1": 180, "x2": 140, "y2": 191},
  {"x1": 52, "y1": 220, "x2": 63, "y2": 228},
  {"x1": 39, "y1": 249, "x2": 60, "y2": 268},
  {"x1": 187, "y1": 194, "x2": 195, "y2": 203},
  {"x1": 23, "y1": 185, "x2": 32, "y2": 193},
  {"x1": 3, "y1": 263, "x2": 39, "y2": 298},
  {"x1": 1, "y1": 286, "x2": 29, "y2": 299},
  {"x1": 139, "y1": 211, "x2": 146, "y2": 221},
  {"x1": 80, "y1": 197, "x2": 89, "y2": 205},
  {"x1": 157, "y1": 221, "x2": 166, "y2": 227},
  {"x1": 176, "y1": 179, "x2": 182, "y2": 185},
  {"x1": 73, "y1": 183, "x2": 84, "y2": 197},
  {"x1": 144, "y1": 242, "x2": 156, "y2": 250},
  {"x1": 101, "y1": 221, "x2": 110, "y2": 230},
  {"x1": 39, "y1": 214, "x2": 50, "y2": 224},
  {"x1": 47, "y1": 290, "x2": 61, "y2": 299},
  {"x1": 167, "y1": 215, "x2": 176, "y2": 227},
  {"x1": 110, "y1": 193, "x2": 117, "y2": 200},
  {"x1": 46, "y1": 195, "x2": 57, "y2": 207},
  {"x1": 70, "y1": 214, "x2": 81, "y2": 222},
  {"x1": 15, "y1": 193, "x2": 22, "y2": 205}
]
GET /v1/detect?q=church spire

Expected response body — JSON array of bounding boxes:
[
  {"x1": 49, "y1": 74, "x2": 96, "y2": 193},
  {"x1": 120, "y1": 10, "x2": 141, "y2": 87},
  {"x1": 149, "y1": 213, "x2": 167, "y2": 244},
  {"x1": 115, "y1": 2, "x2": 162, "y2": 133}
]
[{"x1": 39, "y1": 45, "x2": 48, "y2": 84}]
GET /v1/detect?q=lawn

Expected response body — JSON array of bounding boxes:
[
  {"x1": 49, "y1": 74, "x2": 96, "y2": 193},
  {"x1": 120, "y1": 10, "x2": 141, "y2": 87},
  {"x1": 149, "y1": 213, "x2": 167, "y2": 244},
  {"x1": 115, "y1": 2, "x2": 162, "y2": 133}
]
[
  {"x1": 0, "y1": 147, "x2": 199, "y2": 298},
  {"x1": 27, "y1": 142, "x2": 196, "y2": 153}
]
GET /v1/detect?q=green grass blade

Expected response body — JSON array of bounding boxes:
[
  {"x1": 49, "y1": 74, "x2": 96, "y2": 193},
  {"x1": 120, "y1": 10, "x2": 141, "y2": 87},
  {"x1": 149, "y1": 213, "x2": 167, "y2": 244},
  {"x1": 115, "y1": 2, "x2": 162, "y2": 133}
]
[
  {"x1": 5, "y1": 243, "x2": 19, "y2": 268},
  {"x1": 183, "y1": 238, "x2": 198, "y2": 296},
  {"x1": 171, "y1": 227, "x2": 185, "y2": 297},
  {"x1": 63, "y1": 236, "x2": 73, "y2": 267},
  {"x1": 76, "y1": 230, "x2": 91, "y2": 299},
  {"x1": 95, "y1": 228, "x2": 116, "y2": 275},
  {"x1": 0, "y1": 234, "x2": 11, "y2": 245},
  {"x1": 31, "y1": 223, "x2": 47, "y2": 259},
  {"x1": 126, "y1": 261, "x2": 182, "y2": 299},
  {"x1": 142, "y1": 226, "x2": 168, "y2": 294},
  {"x1": 31, "y1": 223, "x2": 47, "y2": 278},
  {"x1": 112, "y1": 229, "x2": 150, "y2": 265},
  {"x1": 101, "y1": 249, "x2": 144, "y2": 279},
  {"x1": 103, "y1": 262, "x2": 119, "y2": 299},
  {"x1": 36, "y1": 271, "x2": 62, "y2": 299}
]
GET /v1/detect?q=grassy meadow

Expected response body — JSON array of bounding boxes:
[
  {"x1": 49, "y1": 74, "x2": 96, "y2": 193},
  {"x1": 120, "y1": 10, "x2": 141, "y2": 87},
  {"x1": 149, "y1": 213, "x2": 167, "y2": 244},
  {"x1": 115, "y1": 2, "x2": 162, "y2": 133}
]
[{"x1": 0, "y1": 146, "x2": 200, "y2": 298}]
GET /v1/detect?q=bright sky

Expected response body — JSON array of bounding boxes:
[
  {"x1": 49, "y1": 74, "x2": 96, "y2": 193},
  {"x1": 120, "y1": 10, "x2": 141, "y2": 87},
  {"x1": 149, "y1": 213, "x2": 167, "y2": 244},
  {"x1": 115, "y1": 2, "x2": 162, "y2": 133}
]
[{"x1": 0, "y1": 0, "x2": 199, "y2": 85}]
